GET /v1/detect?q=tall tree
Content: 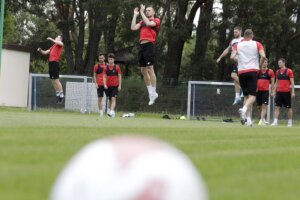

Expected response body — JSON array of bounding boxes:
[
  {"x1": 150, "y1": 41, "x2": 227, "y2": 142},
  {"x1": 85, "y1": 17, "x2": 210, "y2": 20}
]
[
  {"x1": 191, "y1": 0, "x2": 214, "y2": 80},
  {"x1": 163, "y1": 0, "x2": 204, "y2": 85}
]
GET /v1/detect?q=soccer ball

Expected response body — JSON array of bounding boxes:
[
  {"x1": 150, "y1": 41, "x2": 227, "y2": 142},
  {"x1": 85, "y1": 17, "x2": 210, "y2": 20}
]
[{"x1": 50, "y1": 136, "x2": 208, "y2": 200}]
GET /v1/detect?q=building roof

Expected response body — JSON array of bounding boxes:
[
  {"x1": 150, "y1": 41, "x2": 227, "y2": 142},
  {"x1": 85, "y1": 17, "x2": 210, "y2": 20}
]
[{"x1": 3, "y1": 44, "x2": 32, "y2": 53}]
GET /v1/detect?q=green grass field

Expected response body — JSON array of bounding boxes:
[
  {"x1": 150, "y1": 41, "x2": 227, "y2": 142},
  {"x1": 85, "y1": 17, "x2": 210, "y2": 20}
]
[{"x1": 0, "y1": 107, "x2": 300, "y2": 200}]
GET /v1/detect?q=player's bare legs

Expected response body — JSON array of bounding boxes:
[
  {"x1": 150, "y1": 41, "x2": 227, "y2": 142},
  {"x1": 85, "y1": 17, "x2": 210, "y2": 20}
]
[
  {"x1": 231, "y1": 72, "x2": 242, "y2": 105},
  {"x1": 141, "y1": 66, "x2": 158, "y2": 105},
  {"x1": 51, "y1": 79, "x2": 64, "y2": 103},
  {"x1": 239, "y1": 95, "x2": 255, "y2": 125},
  {"x1": 271, "y1": 106, "x2": 280, "y2": 126}
]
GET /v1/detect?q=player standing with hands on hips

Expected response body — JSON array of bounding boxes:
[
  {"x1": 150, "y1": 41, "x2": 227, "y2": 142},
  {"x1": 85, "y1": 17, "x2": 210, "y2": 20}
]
[
  {"x1": 37, "y1": 35, "x2": 64, "y2": 104},
  {"x1": 131, "y1": 4, "x2": 160, "y2": 105}
]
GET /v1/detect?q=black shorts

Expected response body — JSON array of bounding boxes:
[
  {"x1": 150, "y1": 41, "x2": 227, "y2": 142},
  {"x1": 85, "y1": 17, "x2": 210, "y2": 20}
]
[
  {"x1": 275, "y1": 92, "x2": 291, "y2": 108},
  {"x1": 105, "y1": 86, "x2": 118, "y2": 99},
  {"x1": 49, "y1": 61, "x2": 60, "y2": 79},
  {"x1": 256, "y1": 91, "x2": 269, "y2": 106},
  {"x1": 232, "y1": 64, "x2": 238, "y2": 74},
  {"x1": 97, "y1": 86, "x2": 106, "y2": 97},
  {"x1": 238, "y1": 71, "x2": 258, "y2": 96},
  {"x1": 138, "y1": 42, "x2": 155, "y2": 67}
]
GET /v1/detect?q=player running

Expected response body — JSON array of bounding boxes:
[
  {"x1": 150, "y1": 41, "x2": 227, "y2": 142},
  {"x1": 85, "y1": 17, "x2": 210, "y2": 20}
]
[{"x1": 230, "y1": 29, "x2": 266, "y2": 126}]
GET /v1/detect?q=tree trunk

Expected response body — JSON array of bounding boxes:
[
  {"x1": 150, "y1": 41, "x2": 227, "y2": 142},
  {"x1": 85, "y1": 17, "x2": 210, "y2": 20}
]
[
  {"x1": 163, "y1": 0, "x2": 202, "y2": 85},
  {"x1": 191, "y1": 0, "x2": 213, "y2": 80},
  {"x1": 80, "y1": 5, "x2": 104, "y2": 75}
]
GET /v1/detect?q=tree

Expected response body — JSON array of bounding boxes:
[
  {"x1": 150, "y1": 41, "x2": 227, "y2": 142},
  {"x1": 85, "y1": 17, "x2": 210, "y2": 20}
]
[{"x1": 163, "y1": 0, "x2": 205, "y2": 85}]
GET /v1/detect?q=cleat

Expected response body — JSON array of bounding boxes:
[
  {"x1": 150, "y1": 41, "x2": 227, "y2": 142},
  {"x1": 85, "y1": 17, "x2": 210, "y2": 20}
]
[
  {"x1": 245, "y1": 121, "x2": 253, "y2": 127},
  {"x1": 57, "y1": 96, "x2": 64, "y2": 104},
  {"x1": 148, "y1": 92, "x2": 158, "y2": 106},
  {"x1": 263, "y1": 119, "x2": 269, "y2": 124},
  {"x1": 232, "y1": 97, "x2": 241, "y2": 105},
  {"x1": 271, "y1": 122, "x2": 278, "y2": 126},
  {"x1": 240, "y1": 91, "x2": 244, "y2": 98},
  {"x1": 258, "y1": 119, "x2": 266, "y2": 126},
  {"x1": 108, "y1": 110, "x2": 115, "y2": 118},
  {"x1": 238, "y1": 108, "x2": 246, "y2": 125}
]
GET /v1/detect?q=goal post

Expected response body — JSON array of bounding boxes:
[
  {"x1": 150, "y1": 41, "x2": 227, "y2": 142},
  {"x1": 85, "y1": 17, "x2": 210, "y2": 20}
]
[
  {"x1": 187, "y1": 80, "x2": 300, "y2": 122},
  {"x1": 28, "y1": 73, "x2": 106, "y2": 113},
  {"x1": 187, "y1": 81, "x2": 236, "y2": 120}
]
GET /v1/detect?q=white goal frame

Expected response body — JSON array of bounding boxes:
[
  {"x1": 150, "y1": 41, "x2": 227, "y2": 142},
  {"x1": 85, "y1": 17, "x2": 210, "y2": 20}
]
[
  {"x1": 28, "y1": 73, "x2": 103, "y2": 112},
  {"x1": 187, "y1": 81, "x2": 300, "y2": 121}
]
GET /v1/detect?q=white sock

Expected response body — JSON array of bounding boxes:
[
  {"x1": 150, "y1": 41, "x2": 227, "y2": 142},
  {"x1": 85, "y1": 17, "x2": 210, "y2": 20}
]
[
  {"x1": 56, "y1": 92, "x2": 60, "y2": 97},
  {"x1": 235, "y1": 93, "x2": 240, "y2": 98},
  {"x1": 147, "y1": 85, "x2": 152, "y2": 95},
  {"x1": 242, "y1": 106, "x2": 247, "y2": 113},
  {"x1": 246, "y1": 117, "x2": 252, "y2": 123},
  {"x1": 288, "y1": 119, "x2": 292, "y2": 124},
  {"x1": 152, "y1": 86, "x2": 156, "y2": 93},
  {"x1": 273, "y1": 118, "x2": 278, "y2": 124},
  {"x1": 59, "y1": 91, "x2": 64, "y2": 98}
]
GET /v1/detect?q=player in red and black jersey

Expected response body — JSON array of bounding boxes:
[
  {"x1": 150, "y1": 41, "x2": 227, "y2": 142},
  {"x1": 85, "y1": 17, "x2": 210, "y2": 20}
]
[
  {"x1": 256, "y1": 59, "x2": 275, "y2": 125},
  {"x1": 93, "y1": 53, "x2": 107, "y2": 117},
  {"x1": 271, "y1": 58, "x2": 295, "y2": 127},
  {"x1": 131, "y1": 4, "x2": 160, "y2": 106},
  {"x1": 37, "y1": 35, "x2": 64, "y2": 104},
  {"x1": 103, "y1": 53, "x2": 122, "y2": 118}
]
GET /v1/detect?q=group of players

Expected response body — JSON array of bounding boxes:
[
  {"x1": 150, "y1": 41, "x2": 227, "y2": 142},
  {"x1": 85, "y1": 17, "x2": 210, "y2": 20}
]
[
  {"x1": 38, "y1": 4, "x2": 295, "y2": 126},
  {"x1": 217, "y1": 26, "x2": 295, "y2": 127},
  {"x1": 37, "y1": 4, "x2": 159, "y2": 118}
]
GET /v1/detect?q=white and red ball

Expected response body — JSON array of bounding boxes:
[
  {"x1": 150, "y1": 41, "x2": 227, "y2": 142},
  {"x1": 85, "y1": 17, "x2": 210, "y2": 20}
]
[{"x1": 50, "y1": 136, "x2": 208, "y2": 200}]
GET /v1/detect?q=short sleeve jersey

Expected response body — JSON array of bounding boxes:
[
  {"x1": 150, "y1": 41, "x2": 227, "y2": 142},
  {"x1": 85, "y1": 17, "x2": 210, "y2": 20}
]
[
  {"x1": 49, "y1": 44, "x2": 63, "y2": 62},
  {"x1": 139, "y1": 18, "x2": 160, "y2": 43},
  {"x1": 232, "y1": 40, "x2": 264, "y2": 74},
  {"x1": 105, "y1": 65, "x2": 122, "y2": 87},
  {"x1": 276, "y1": 68, "x2": 294, "y2": 92},
  {"x1": 257, "y1": 69, "x2": 275, "y2": 91},
  {"x1": 230, "y1": 37, "x2": 244, "y2": 48},
  {"x1": 93, "y1": 63, "x2": 106, "y2": 86}
]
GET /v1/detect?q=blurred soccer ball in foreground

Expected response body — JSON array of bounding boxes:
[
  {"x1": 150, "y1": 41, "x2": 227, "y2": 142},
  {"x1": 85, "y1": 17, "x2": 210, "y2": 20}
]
[{"x1": 50, "y1": 136, "x2": 208, "y2": 200}]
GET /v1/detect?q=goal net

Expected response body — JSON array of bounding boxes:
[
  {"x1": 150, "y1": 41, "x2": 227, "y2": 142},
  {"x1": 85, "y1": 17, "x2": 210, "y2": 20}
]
[
  {"x1": 28, "y1": 73, "x2": 106, "y2": 113},
  {"x1": 187, "y1": 81, "x2": 300, "y2": 122}
]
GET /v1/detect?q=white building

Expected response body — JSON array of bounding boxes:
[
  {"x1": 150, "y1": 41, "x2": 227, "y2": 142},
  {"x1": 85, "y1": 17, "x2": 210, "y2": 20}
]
[{"x1": 0, "y1": 44, "x2": 31, "y2": 107}]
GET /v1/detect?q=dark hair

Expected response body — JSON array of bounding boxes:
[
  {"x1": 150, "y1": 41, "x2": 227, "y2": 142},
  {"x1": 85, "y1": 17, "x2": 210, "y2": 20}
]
[
  {"x1": 146, "y1": 5, "x2": 155, "y2": 12},
  {"x1": 278, "y1": 58, "x2": 286, "y2": 63},
  {"x1": 108, "y1": 53, "x2": 115, "y2": 59},
  {"x1": 98, "y1": 53, "x2": 105, "y2": 57}
]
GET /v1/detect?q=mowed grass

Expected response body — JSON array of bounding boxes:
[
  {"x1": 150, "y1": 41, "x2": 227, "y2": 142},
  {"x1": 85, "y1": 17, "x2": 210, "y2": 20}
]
[{"x1": 0, "y1": 108, "x2": 300, "y2": 200}]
